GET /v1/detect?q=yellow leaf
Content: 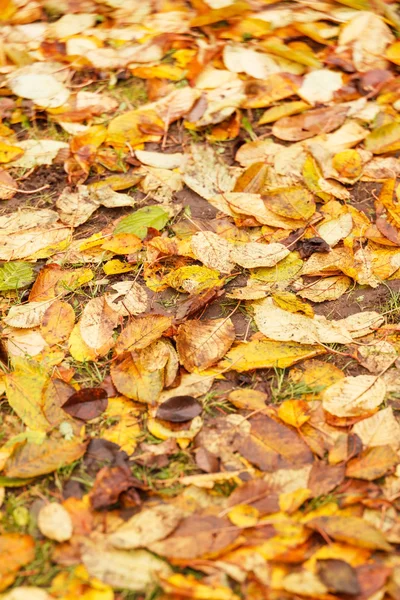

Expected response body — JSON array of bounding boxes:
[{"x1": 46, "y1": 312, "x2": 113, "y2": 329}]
[
  {"x1": 386, "y1": 40, "x2": 400, "y2": 65},
  {"x1": 289, "y1": 359, "x2": 345, "y2": 401},
  {"x1": 243, "y1": 73, "x2": 299, "y2": 108},
  {"x1": 272, "y1": 291, "x2": 314, "y2": 317},
  {"x1": 132, "y1": 65, "x2": 185, "y2": 81},
  {"x1": 365, "y1": 122, "x2": 400, "y2": 154},
  {"x1": 302, "y1": 154, "x2": 333, "y2": 202},
  {"x1": 68, "y1": 324, "x2": 108, "y2": 362},
  {"x1": 163, "y1": 265, "x2": 223, "y2": 294},
  {"x1": 101, "y1": 233, "x2": 142, "y2": 255},
  {"x1": 258, "y1": 100, "x2": 309, "y2": 125},
  {"x1": 263, "y1": 187, "x2": 315, "y2": 221},
  {"x1": 219, "y1": 337, "x2": 325, "y2": 372},
  {"x1": 261, "y1": 40, "x2": 321, "y2": 68},
  {"x1": 278, "y1": 400, "x2": 310, "y2": 428},
  {"x1": 279, "y1": 488, "x2": 311, "y2": 514},
  {"x1": 251, "y1": 252, "x2": 303, "y2": 287},
  {"x1": 322, "y1": 375, "x2": 386, "y2": 417},
  {"x1": 0, "y1": 141, "x2": 23, "y2": 164},
  {"x1": 106, "y1": 109, "x2": 164, "y2": 149},
  {"x1": 332, "y1": 149, "x2": 362, "y2": 180},
  {"x1": 101, "y1": 397, "x2": 141, "y2": 456},
  {"x1": 296, "y1": 275, "x2": 351, "y2": 303},
  {"x1": 50, "y1": 564, "x2": 114, "y2": 600},
  {"x1": 111, "y1": 339, "x2": 178, "y2": 404},
  {"x1": 228, "y1": 389, "x2": 267, "y2": 411},
  {"x1": 103, "y1": 259, "x2": 135, "y2": 275},
  {"x1": 190, "y1": 1, "x2": 250, "y2": 26},
  {"x1": 0, "y1": 534, "x2": 35, "y2": 592},
  {"x1": 147, "y1": 415, "x2": 203, "y2": 442},
  {"x1": 4, "y1": 433, "x2": 87, "y2": 478},
  {"x1": 40, "y1": 300, "x2": 75, "y2": 346},
  {"x1": 115, "y1": 314, "x2": 172, "y2": 355},
  {"x1": 227, "y1": 505, "x2": 259, "y2": 528},
  {"x1": 163, "y1": 573, "x2": 240, "y2": 600}
]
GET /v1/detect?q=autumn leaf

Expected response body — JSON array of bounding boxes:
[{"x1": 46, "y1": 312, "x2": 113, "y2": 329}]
[
  {"x1": 176, "y1": 318, "x2": 235, "y2": 372},
  {"x1": 115, "y1": 314, "x2": 172, "y2": 355}
]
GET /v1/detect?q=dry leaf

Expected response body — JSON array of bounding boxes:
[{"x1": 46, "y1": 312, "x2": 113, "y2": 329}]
[
  {"x1": 115, "y1": 314, "x2": 172, "y2": 355},
  {"x1": 37, "y1": 502, "x2": 73, "y2": 542},
  {"x1": 322, "y1": 375, "x2": 386, "y2": 417},
  {"x1": 176, "y1": 318, "x2": 235, "y2": 372},
  {"x1": 79, "y1": 296, "x2": 119, "y2": 352},
  {"x1": 109, "y1": 504, "x2": 182, "y2": 549},
  {"x1": 352, "y1": 408, "x2": 400, "y2": 450}
]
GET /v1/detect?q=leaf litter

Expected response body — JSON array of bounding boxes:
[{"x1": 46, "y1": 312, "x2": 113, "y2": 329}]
[{"x1": 2, "y1": 1, "x2": 400, "y2": 599}]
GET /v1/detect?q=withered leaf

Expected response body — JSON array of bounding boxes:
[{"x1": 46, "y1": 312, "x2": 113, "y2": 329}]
[
  {"x1": 317, "y1": 559, "x2": 361, "y2": 595},
  {"x1": 156, "y1": 396, "x2": 202, "y2": 423},
  {"x1": 346, "y1": 445, "x2": 398, "y2": 480},
  {"x1": 62, "y1": 388, "x2": 108, "y2": 421},
  {"x1": 307, "y1": 516, "x2": 392, "y2": 551},
  {"x1": 89, "y1": 465, "x2": 136, "y2": 509},
  {"x1": 149, "y1": 514, "x2": 240, "y2": 560},
  {"x1": 237, "y1": 414, "x2": 314, "y2": 472},
  {"x1": 176, "y1": 318, "x2": 235, "y2": 372}
]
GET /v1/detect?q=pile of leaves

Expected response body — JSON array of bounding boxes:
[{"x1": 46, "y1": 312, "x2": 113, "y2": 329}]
[{"x1": 3, "y1": 0, "x2": 400, "y2": 598}]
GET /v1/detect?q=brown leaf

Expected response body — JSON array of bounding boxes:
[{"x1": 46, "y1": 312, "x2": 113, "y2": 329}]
[
  {"x1": 308, "y1": 461, "x2": 346, "y2": 497},
  {"x1": 272, "y1": 105, "x2": 348, "y2": 141},
  {"x1": 237, "y1": 414, "x2": 314, "y2": 472},
  {"x1": 176, "y1": 318, "x2": 235, "y2": 372},
  {"x1": 317, "y1": 559, "x2": 360, "y2": 595},
  {"x1": 40, "y1": 299, "x2": 75, "y2": 345},
  {"x1": 156, "y1": 396, "x2": 202, "y2": 423},
  {"x1": 89, "y1": 465, "x2": 135, "y2": 510},
  {"x1": 62, "y1": 388, "x2": 108, "y2": 421},
  {"x1": 149, "y1": 514, "x2": 240, "y2": 560},
  {"x1": 307, "y1": 516, "x2": 392, "y2": 551},
  {"x1": 346, "y1": 445, "x2": 398, "y2": 480},
  {"x1": 227, "y1": 480, "x2": 279, "y2": 515}
]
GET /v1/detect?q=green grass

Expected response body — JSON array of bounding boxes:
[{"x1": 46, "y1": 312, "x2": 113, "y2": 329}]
[
  {"x1": 379, "y1": 287, "x2": 400, "y2": 323},
  {"x1": 202, "y1": 391, "x2": 236, "y2": 416},
  {"x1": 13, "y1": 541, "x2": 67, "y2": 589},
  {"x1": 269, "y1": 367, "x2": 325, "y2": 404}
]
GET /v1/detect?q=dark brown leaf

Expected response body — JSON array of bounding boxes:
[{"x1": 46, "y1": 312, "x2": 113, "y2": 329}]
[
  {"x1": 156, "y1": 395, "x2": 202, "y2": 423},
  {"x1": 297, "y1": 237, "x2": 331, "y2": 259},
  {"x1": 317, "y1": 559, "x2": 360, "y2": 595},
  {"x1": 62, "y1": 387, "x2": 108, "y2": 421},
  {"x1": 227, "y1": 480, "x2": 279, "y2": 515},
  {"x1": 89, "y1": 465, "x2": 135, "y2": 510}
]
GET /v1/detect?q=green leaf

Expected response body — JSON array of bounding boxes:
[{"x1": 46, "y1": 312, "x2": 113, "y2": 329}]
[
  {"x1": 0, "y1": 476, "x2": 34, "y2": 487},
  {"x1": 0, "y1": 261, "x2": 34, "y2": 291},
  {"x1": 114, "y1": 206, "x2": 169, "y2": 238}
]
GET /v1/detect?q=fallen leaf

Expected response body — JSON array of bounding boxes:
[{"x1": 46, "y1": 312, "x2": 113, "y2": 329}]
[
  {"x1": 0, "y1": 169, "x2": 18, "y2": 200},
  {"x1": 79, "y1": 296, "x2": 119, "y2": 353},
  {"x1": 37, "y1": 502, "x2": 73, "y2": 542},
  {"x1": 352, "y1": 407, "x2": 400, "y2": 449},
  {"x1": 296, "y1": 275, "x2": 351, "y2": 302},
  {"x1": 11, "y1": 140, "x2": 69, "y2": 169},
  {"x1": 62, "y1": 388, "x2": 108, "y2": 421},
  {"x1": 272, "y1": 105, "x2": 348, "y2": 141},
  {"x1": 228, "y1": 389, "x2": 267, "y2": 411},
  {"x1": 82, "y1": 541, "x2": 171, "y2": 591},
  {"x1": 316, "y1": 559, "x2": 360, "y2": 596},
  {"x1": 346, "y1": 445, "x2": 398, "y2": 480},
  {"x1": 338, "y1": 12, "x2": 394, "y2": 71},
  {"x1": 176, "y1": 318, "x2": 235, "y2": 372},
  {"x1": 4, "y1": 434, "x2": 87, "y2": 478},
  {"x1": 40, "y1": 300, "x2": 75, "y2": 345},
  {"x1": 0, "y1": 262, "x2": 34, "y2": 292},
  {"x1": 322, "y1": 375, "x2": 386, "y2": 417},
  {"x1": 156, "y1": 396, "x2": 202, "y2": 423},
  {"x1": 298, "y1": 69, "x2": 343, "y2": 104},
  {"x1": 89, "y1": 464, "x2": 135, "y2": 510},
  {"x1": 278, "y1": 400, "x2": 310, "y2": 428},
  {"x1": 114, "y1": 206, "x2": 169, "y2": 238},
  {"x1": 307, "y1": 515, "x2": 392, "y2": 551},
  {"x1": 230, "y1": 242, "x2": 289, "y2": 268},
  {"x1": 0, "y1": 534, "x2": 35, "y2": 592},
  {"x1": 149, "y1": 514, "x2": 240, "y2": 560},
  {"x1": 49, "y1": 565, "x2": 113, "y2": 600},
  {"x1": 220, "y1": 337, "x2": 324, "y2": 371},
  {"x1": 237, "y1": 413, "x2": 314, "y2": 472},
  {"x1": 109, "y1": 504, "x2": 182, "y2": 549},
  {"x1": 115, "y1": 314, "x2": 172, "y2": 355},
  {"x1": 104, "y1": 281, "x2": 148, "y2": 317}
]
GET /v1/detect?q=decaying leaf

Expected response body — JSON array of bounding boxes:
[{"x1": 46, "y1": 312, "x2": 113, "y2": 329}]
[
  {"x1": 322, "y1": 375, "x2": 386, "y2": 418},
  {"x1": 176, "y1": 318, "x2": 235, "y2": 372}
]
